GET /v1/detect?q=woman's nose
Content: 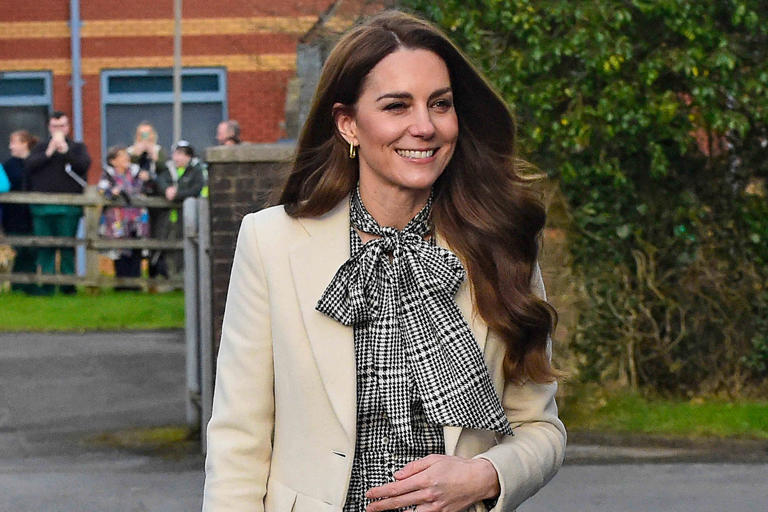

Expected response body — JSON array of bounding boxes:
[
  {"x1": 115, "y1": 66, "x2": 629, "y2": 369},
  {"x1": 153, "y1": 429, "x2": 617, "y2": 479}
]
[{"x1": 408, "y1": 107, "x2": 436, "y2": 138}]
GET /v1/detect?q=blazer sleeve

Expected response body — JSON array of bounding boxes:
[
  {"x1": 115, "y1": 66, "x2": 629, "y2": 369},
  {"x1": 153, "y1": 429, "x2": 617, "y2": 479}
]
[
  {"x1": 475, "y1": 262, "x2": 567, "y2": 511},
  {"x1": 203, "y1": 213, "x2": 275, "y2": 511}
]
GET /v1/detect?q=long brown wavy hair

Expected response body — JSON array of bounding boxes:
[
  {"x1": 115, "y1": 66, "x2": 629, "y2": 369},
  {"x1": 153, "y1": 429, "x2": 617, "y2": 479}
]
[{"x1": 280, "y1": 10, "x2": 557, "y2": 384}]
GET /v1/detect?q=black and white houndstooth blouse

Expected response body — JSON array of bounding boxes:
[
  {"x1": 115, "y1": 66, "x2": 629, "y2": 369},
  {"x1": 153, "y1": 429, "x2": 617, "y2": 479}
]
[{"x1": 317, "y1": 188, "x2": 513, "y2": 512}]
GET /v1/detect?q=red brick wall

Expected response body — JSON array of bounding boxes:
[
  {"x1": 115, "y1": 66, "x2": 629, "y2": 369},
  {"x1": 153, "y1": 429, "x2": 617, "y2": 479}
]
[
  {"x1": 12, "y1": 5, "x2": 70, "y2": 20},
  {"x1": 81, "y1": 1, "x2": 173, "y2": 18},
  {"x1": 0, "y1": 39, "x2": 69, "y2": 59},
  {"x1": 1, "y1": 1, "x2": 339, "y2": 181},
  {"x1": 80, "y1": 0, "x2": 335, "y2": 18},
  {"x1": 52, "y1": 75, "x2": 74, "y2": 118},
  {"x1": 82, "y1": 78, "x2": 101, "y2": 167},
  {"x1": 81, "y1": 33, "x2": 299, "y2": 58},
  {"x1": 229, "y1": 70, "x2": 295, "y2": 142}
]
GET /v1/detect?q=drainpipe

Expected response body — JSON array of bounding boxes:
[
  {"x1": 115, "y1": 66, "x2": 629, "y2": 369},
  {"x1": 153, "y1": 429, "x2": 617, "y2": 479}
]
[
  {"x1": 69, "y1": 0, "x2": 84, "y2": 141},
  {"x1": 172, "y1": 0, "x2": 183, "y2": 143},
  {"x1": 69, "y1": 0, "x2": 87, "y2": 276}
]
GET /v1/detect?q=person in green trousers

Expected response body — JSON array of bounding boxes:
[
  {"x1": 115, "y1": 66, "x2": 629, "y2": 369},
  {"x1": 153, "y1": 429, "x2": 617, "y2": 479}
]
[{"x1": 24, "y1": 111, "x2": 91, "y2": 295}]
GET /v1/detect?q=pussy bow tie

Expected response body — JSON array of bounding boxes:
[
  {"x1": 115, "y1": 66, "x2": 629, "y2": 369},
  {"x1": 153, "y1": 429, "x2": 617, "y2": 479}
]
[{"x1": 316, "y1": 188, "x2": 513, "y2": 445}]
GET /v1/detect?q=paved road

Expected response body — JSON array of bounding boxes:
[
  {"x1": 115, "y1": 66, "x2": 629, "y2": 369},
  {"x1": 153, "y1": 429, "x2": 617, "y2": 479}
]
[
  {"x1": 520, "y1": 463, "x2": 768, "y2": 512},
  {"x1": 0, "y1": 453, "x2": 203, "y2": 512},
  {"x1": 1, "y1": 330, "x2": 766, "y2": 512},
  {"x1": 0, "y1": 330, "x2": 187, "y2": 433},
  {"x1": 0, "y1": 330, "x2": 204, "y2": 512}
]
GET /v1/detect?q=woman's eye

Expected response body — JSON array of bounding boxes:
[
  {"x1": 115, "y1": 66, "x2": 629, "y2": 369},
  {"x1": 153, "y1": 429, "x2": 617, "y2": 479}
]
[
  {"x1": 383, "y1": 102, "x2": 407, "y2": 111},
  {"x1": 432, "y1": 98, "x2": 453, "y2": 111}
]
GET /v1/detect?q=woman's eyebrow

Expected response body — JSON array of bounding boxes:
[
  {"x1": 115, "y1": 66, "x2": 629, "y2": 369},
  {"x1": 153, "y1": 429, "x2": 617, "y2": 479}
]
[
  {"x1": 375, "y1": 87, "x2": 452, "y2": 102},
  {"x1": 429, "y1": 87, "x2": 453, "y2": 99},
  {"x1": 376, "y1": 92, "x2": 412, "y2": 101}
]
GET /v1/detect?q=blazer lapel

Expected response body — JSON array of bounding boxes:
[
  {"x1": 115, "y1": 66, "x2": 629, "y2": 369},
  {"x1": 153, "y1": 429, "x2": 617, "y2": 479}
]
[
  {"x1": 286, "y1": 212, "x2": 491, "y2": 453},
  {"x1": 288, "y1": 199, "x2": 357, "y2": 443},
  {"x1": 436, "y1": 231, "x2": 489, "y2": 456}
]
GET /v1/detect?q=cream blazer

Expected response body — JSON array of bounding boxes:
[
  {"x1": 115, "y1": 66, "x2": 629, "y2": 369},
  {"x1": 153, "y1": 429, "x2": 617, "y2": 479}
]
[{"x1": 203, "y1": 198, "x2": 566, "y2": 512}]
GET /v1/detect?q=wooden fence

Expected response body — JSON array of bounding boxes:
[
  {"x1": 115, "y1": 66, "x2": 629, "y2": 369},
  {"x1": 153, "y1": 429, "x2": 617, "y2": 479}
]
[{"x1": 0, "y1": 187, "x2": 186, "y2": 289}]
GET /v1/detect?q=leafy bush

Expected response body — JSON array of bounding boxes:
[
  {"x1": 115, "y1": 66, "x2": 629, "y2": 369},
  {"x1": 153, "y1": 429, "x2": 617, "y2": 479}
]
[{"x1": 404, "y1": 0, "x2": 768, "y2": 395}]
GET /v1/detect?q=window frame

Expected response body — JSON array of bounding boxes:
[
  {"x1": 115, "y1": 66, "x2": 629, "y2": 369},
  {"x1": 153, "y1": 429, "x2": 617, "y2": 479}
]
[
  {"x1": 0, "y1": 71, "x2": 53, "y2": 108},
  {"x1": 99, "y1": 67, "x2": 227, "y2": 160}
]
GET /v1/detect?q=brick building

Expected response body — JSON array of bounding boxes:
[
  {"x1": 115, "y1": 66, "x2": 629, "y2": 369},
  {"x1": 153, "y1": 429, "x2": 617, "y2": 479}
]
[{"x1": 0, "y1": 0, "x2": 389, "y2": 181}]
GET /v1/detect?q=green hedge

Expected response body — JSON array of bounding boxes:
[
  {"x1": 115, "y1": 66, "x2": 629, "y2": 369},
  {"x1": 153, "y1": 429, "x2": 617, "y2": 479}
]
[{"x1": 404, "y1": 0, "x2": 768, "y2": 395}]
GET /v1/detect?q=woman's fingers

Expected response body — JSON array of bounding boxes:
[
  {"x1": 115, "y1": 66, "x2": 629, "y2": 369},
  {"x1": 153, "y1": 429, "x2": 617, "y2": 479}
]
[
  {"x1": 394, "y1": 453, "x2": 445, "y2": 480},
  {"x1": 366, "y1": 471, "x2": 425, "y2": 501},
  {"x1": 367, "y1": 454, "x2": 445, "y2": 503},
  {"x1": 366, "y1": 455, "x2": 498, "y2": 512},
  {"x1": 365, "y1": 487, "x2": 435, "y2": 512}
]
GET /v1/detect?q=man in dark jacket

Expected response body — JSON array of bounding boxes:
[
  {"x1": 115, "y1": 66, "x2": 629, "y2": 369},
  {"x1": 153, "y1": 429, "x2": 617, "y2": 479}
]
[
  {"x1": 25, "y1": 111, "x2": 91, "y2": 294},
  {"x1": 148, "y1": 140, "x2": 205, "y2": 280}
]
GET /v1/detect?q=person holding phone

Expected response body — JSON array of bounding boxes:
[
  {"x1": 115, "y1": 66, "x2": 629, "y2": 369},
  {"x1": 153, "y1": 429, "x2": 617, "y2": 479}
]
[
  {"x1": 127, "y1": 121, "x2": 168, "y2": 193},
  {"x1": 127, "y1": 121, "x2": 169, "y2": 278},
  {"x1": 25, "y1": 111, "x2": 91, "y2": 295}
]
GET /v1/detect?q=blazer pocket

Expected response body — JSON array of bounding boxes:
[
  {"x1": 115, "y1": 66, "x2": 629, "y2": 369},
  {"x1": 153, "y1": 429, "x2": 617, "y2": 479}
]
[
  {"x1": 293, "y1": 493, "x2": 339, "y2": 512},
  {"x1": 265, "y1": 478, "x2": 297, "y2": 512}
]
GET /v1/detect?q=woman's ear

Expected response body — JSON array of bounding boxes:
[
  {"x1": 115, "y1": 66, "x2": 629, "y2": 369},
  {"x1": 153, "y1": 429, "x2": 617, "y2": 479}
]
[{"x1": 332, "y1": 102, "x2": 357, "y2": 146}]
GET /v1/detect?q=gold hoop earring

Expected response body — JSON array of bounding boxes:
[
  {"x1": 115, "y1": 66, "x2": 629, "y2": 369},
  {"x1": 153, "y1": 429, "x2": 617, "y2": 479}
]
[{"x1": 349, "y1": 141, "x2": 357, "y2": 159}]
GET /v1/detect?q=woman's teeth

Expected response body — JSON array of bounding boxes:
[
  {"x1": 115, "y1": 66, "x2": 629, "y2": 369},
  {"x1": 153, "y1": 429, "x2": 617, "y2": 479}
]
[{"x1": 396, "y1": 149, "x2": 435, "y2": 159}]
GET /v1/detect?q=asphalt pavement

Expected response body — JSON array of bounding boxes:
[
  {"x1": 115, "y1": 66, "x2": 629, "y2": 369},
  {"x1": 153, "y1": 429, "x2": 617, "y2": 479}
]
[
  {"x1": 520, "y1": 462, "x2": 768, "y2": 512},
  {"x1": 1, "y1": 330, "x2": 766, "y2": 512},
  {"x1": 0, "y1": 330, "x2": 203, "y2": 512}
]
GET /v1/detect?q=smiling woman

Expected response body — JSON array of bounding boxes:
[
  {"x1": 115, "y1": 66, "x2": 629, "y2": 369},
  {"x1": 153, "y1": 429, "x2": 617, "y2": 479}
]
[
  {"x1": 334, "y1": 48, "x2": 458, "y2": 229},
  {"x1": 204, "y1": 10, "x2": 566, "y2": 512}
]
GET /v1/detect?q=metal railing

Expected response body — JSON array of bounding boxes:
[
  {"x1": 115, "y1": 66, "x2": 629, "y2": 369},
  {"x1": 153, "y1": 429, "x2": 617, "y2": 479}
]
[
  {"x1": 181, "y1": 197, "x2": 212, "y2": 434},
  {"x1": 0, "y1": 187, "x2": 185, "y2": 288}
]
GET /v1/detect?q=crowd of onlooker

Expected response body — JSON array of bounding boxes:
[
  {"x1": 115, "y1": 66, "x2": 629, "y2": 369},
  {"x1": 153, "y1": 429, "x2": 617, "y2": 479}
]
[{"x1": 0, "y1": 112, "x2": 242, "y2": 295}]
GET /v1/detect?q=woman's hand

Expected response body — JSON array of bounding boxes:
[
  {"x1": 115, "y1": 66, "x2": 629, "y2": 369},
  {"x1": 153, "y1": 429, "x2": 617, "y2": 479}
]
[{"x1": 365, "y1": 454, "x2": 499, "y2": 512}]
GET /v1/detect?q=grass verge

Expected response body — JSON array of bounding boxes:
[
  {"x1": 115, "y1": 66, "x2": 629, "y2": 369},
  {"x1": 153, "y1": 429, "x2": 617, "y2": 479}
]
[
  {"x1": 559, "y1": 384, "x2": 768, "y2": 440},
  {"x1": 90, "y1": 426, "x2": 198, "y2": 459},
  {"x1": 0, "y1": 289, "x2": 185, "y2": 331}
]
